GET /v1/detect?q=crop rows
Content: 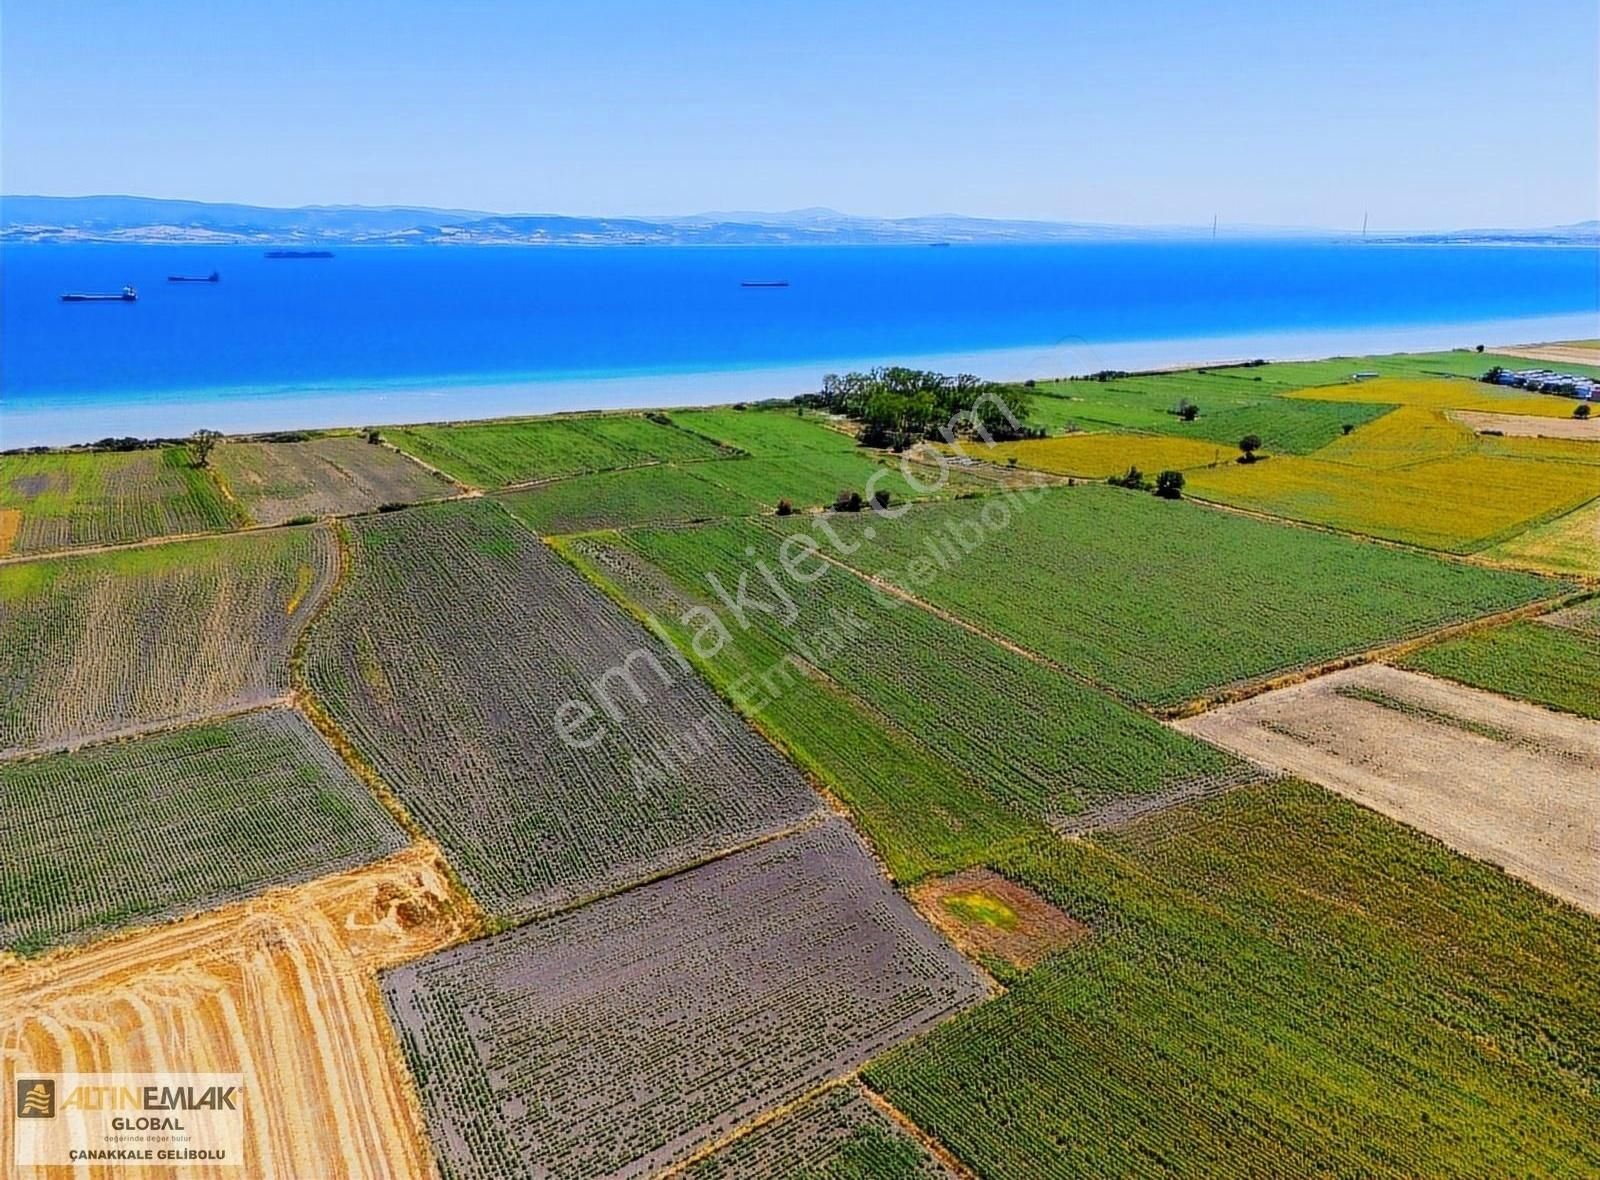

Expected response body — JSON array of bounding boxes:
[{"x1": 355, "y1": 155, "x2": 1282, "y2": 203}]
[
  {"x1": 1482, "y1": 498, "x2": 1600, "y2": 576},
  {"x1": 1397, "y1": 618, "x2": 1600, "y2": 719},
  {"x1": 0, "y1": 708, "x2": 407, "y2": 954},
  {"x1": 866, "y1": 780, "x2": 1600, "y2": 1178},
  {"x1": 686, "y1": 1082, "x2": 956, "y2": 1178},
  {"x1": 386, "y1": 413, "x2": 733, "y2": 488},
  {"x1": 381, "y1": 819, "x2": 987, "y2": 1180},
  {"x1": 496, "y1": 463, "x2": 764, "y2": 534},
  {"x1": 610, "y1": 517, "x2": 1253, "y2": 828},
  {"x1": 778, "y1": 485, "x2": 1565, "y2": 707},
  {"x1": 0, "y1": 524, "x2": 336, "y2": 754},
  {"x1": 0, "y1": 446, "x2": 240, "y2": 554},
  {"x1": 303, "y1": 499, "x2": 818, "y2": 919},
  {"x1": 664, "y1": 407, "x2": 862, "y2": 455},
  {"x1": 212, "y1": 435, "x2": 455, "y2": 524}
]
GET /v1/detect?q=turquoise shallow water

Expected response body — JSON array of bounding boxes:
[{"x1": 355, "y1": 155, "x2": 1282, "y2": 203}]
[{"x1": 3, "y1": 241, "x2": 1596, "y2": 444}]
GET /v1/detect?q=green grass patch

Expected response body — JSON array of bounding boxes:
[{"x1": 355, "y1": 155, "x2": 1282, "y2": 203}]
[{"x1": 496, "y1": 463, "x2": 764, "y2": 534}]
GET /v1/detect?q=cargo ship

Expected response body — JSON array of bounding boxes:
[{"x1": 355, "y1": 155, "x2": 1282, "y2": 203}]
[
  {"x1": 61, "y1": 286, "x2": 138, "y2": 302},
  {"x1": 740, "y1": 280, "x2": 789, "y2": 288},
  {"x1": 264, "y1": 250, "x2": 333, "y2": 259},
  {"x1": 168, "y1": 271, "x2": 220, "y2": 283}
]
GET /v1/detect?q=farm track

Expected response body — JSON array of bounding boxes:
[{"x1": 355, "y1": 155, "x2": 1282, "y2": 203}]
[
  {"x1": 0, "y1": 845, "x2": 471, "y2": 1180},
  {"x1": 0, "y1": 693, "x2": 292, "y2": 762}
]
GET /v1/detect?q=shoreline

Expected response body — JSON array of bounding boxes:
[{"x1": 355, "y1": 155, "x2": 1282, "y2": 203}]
[{"x1": 5, "y1": 310, "x2": 1596, "y2": 447}]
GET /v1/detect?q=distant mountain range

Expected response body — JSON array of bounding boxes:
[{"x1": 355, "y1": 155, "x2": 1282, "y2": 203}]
[{"x1": 3, "y1": 195, "x2": 1596, "y2": 247}]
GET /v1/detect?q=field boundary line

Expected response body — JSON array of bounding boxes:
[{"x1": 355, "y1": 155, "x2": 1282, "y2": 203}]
[
  {"x1": 373, "y1": 436, "x2": 477, "y2": 493},
  {"x1": 857, "y1": 1080, "x2": 982, "y2": 1180},
  {"x1": 0, "y1": 694, "x2": 293, "y2": 763},
  {"x1": 1164, "y1": 588, "x2": 1597, "y2": 719},
  {"x1": 653, "y1": 1076, "x2": 859, "y2": 1178}
]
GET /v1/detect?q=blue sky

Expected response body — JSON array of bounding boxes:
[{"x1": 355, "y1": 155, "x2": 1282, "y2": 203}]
[{"x1": 3, "y1": 0, "x2": 1594, "y2": 227}]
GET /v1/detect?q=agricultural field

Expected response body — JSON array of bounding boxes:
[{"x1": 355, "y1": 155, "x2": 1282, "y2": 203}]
[
  {"x1": 1480, "y1": 497, "x2": 1600, "y2": 575},
  {"x1": 780, "y1": 486, "x2": 1563, "y2": 708},
  {"x1": 211, "y1": 434, "x2": 457, "y2": 524},
  {"x1": 0, "y1": 524, "x2": 336, "y2": 754},
  {"x1": 1, "y1": 845, "x2": 471, "y2": 1180},
  {"x1": 563, "y1": 514, "x2": 1253, "y2": 881},
  {"x1": 386, "y1": 413, "x2": 732, "y2": 488},
  {"x1": 496, "y1": 462, "x2": 763, "y2": 534},
  {"x1": 689, "y1": 449, "x2": 990, "y2": 510},
  {"x1": 685, "y1": 1083, "x2": 956, "y2": 1179},
  {"x1": 1029, "y1": 371, "x2": 1392, "y2": 453},
  {"x1": 1452, "y1": 408, "x2": 1600, "y2": 440},
  {"x1": 1397, "y1": 615, "x2": 1600, "y2": 719},
  {"x1": 909, "y1": 867, "x2": 1087, "y2": 971},
  {"x1": 866, "y1": 780, "x2": 1600, "y2": 1178},
  {"x1": 0, "y1": 445, "x2": 240, "y2": 555},
  {"x1": 665, "y1": 405, "x2": 860, "y2": 454},
  {"x1": 304, "y1": 499, "x2": 819, "y2": 919},
  {"x1": 972, "y1": 431, "x2": 1235, "y2": 478},
  {"x1": 0, "y1": 708, "x2": 408, "y2": 954},
  {"x1": 1176, "y1": 665, "x2": 1600, "y2": 913},
  {"x1": 381, "y1": 820, "x2": 987, "y2": 1180},
  {"x1": 1288, "y1": 374, "x2": 1583, "y2": 418}
]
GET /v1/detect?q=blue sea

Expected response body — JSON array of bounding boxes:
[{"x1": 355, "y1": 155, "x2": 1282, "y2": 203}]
[{"x1": 3, "y1": 242, "x2": 1597, "y2": 445}]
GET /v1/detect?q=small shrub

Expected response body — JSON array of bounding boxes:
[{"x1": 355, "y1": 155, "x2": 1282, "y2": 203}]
[
  {"x1": 1154, "y1": 470, "x2": 1185, "y2": 500},
  {"x1": 833, "y1": 490, "x2": 864, "y2": 512},
  {"x1": 377, "y1": 501, "x2": 411, "y2": 513},
  {"x1": 1575, "y1": 404, "x2": 1592, "y2": 420},
  {"x1": 1342, "y1": 423, "x2": 1355, "y2": 435},
  {"x1": 775, "y1": 499, "x2": 794, "y2": 516},
  {"x1": 285, "y1": 514, "x2": 318, "y2": 526},
  {"x1": 1107, "y1": 465, "x2": 1151, "y2": 491},
  {"x1": 1175, "y1": 399, "x2": 1200, "y2": 422},
  {"x1": 365, "y1": 429, "x2": 384, "y2": 444},
  {"x1": 870, "y1": 489, "x2": 892, "y2": 511}
]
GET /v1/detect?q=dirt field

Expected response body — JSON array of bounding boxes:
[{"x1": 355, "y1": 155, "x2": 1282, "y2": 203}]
[
  {"x1": 0, "y1": 844, "x2": 475, "y2": 1180},
  {"x1": 910, "y1": 867, "x2": 1087, "y2": 969},
  {"x1": 1175, "y1": 665, "x2": 1600, "y2": 914},
  {"x1": 1493, "y1": 342, "x2": 1600, "y2": 367},
  {"x1": 1452, "y1": 410, "x2": 1600, "y2": 441}
]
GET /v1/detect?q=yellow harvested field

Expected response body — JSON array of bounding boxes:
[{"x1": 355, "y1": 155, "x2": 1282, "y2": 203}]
[
  {"x1": 1481, "y1": 499, "x2": 1600, "y2": 577},
  {"x1": 1493, "y1": 342, "x2": 1600, "y2": 367},
  {"x1": 0, "y1": 508, "x2": 20, "y2": 556},
  {"x1": 1314, "y1": 406, "x2": 1475, "y2": 469},
  {"x1": 975, "y1": 432, "x2": 1233, "y2": 478},
  {"x1": 1188, "y1": 451, "x2": 1599, "y2": 552},
  {"x1": 1290, "y1": 376, "x2": 1579, "y2": 418},
  {"x1": 1452, "y1": 410, "x2": 1600, "y2": 442},
  {"x1": 1189, "y1": 404, "x2": 1600, "y2": 551},
  {"x1": 0, "y1": 844, "x2": 477, "y2": 1180}
]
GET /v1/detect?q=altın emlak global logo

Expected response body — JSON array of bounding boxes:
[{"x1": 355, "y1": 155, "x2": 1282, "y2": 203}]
[{"x1": 13, "y1": 1073, "x2": 246, "y2": 1168}]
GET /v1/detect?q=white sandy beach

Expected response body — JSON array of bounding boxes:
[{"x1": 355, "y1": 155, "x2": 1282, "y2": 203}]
[{"x1": 5, "y1": 310, "x2": 1597, "y2": 447}]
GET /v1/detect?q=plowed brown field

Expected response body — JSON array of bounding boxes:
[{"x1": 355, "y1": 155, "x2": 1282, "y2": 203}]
[{"x1": 0, "y1": 844, "x2": 476, "y2": 1180}]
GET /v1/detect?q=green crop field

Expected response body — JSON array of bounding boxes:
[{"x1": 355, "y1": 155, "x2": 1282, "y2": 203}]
[
  {"x1": 665, "y1": 406, "x2": 860, "y2": 454},
  {"x1": 775, "y1": 486, "x2": 1564, "y2": 707},
  {"x1": 0, "y1": 525, "x2": 336, "y2": 754},
  {"x1": 688, "y1": 450, "x2": 986, "y2": 510},
  {"x1": 0, "y1": 446, "x2": 240, "y2": 555},
  {"x1": 1397, "y1": 616, "x2": 1600, "y2": 719},
  {"x1": 496, "y1": 463, "x2": 764, "y2": 534},
  {"x1": 865, "y1": 779, "x2": 1600, "y2": 1178},
  {"x1": 386, "y1": 413, "x2": 733, "y2": 488},
  {"x1": 0, "y1": 708, "x2": 407, "y2": 954},
  {"x1": 558, "y1": 515, "x2": 1251, "y2": 880}
]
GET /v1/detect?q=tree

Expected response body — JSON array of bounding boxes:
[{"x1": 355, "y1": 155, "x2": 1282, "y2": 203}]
[
  {"x1": 1576, "y1": 403, "x2": 1592, "y2": 420},
  {"x1": 1154, "y1": 470, "x2": 1185, "y2": 499},
  {"x1": 776, "y1": 498, "x2": 794, "y2": 516},
  {"x1": 1342, "y1": 423, "x2": 1355, "y2": 435},
  {"x1": 1108, "y1": 465, "x2": 1150, "y2": 491},
  {"x1": 833, "y1": 489, "x2": 863, "y2": 512},
  {"x1": 364, "y1": 429, "x2": 384, "y2": 444},
  {"x1": 1238, "y1": 434, "x2": 1262, "y2": 463},
  {"x1": 1176, "y1": 399, "x2": 1200, "y2": 422},
  {"x1": 187, "y1": 428, "x2": 223, "y2": 468},
  {"x1": 870, "y1": 488, "x2": 892, "y2": 510}
]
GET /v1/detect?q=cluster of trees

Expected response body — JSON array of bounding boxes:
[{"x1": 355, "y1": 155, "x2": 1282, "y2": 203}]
[
  {"x1": 1108, "y1": 466, "x2": 1186, "y2": 499},
  {"x1": 800, "y1": 367, "x2": 1039, "y2": 449}
]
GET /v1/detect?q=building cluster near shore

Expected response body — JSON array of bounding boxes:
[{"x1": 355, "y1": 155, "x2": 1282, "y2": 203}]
[{"x1": 1485, "y1": 366, "x2": 1597, "y2": 400}]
